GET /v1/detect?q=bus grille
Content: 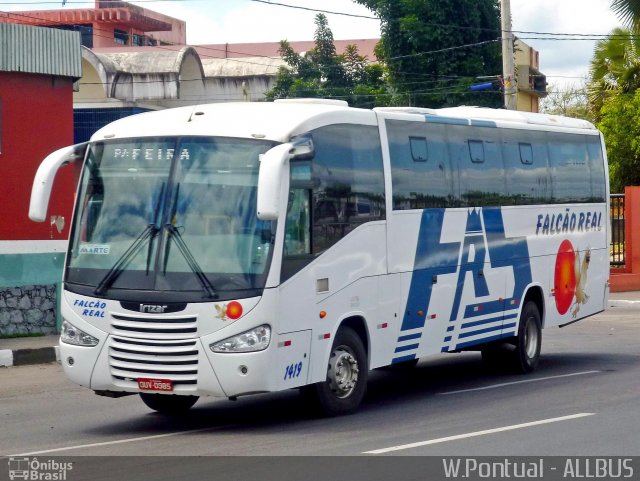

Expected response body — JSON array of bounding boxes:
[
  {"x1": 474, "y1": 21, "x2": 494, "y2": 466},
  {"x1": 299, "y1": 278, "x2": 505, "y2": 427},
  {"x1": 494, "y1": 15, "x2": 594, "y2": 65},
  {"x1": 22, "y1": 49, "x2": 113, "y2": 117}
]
[
  {"x1": 109, "y1": 336, "x2": 198, "y2": 385},
  {"x1": 110, "y1": 313, "x2": 198, "y2": 340}
]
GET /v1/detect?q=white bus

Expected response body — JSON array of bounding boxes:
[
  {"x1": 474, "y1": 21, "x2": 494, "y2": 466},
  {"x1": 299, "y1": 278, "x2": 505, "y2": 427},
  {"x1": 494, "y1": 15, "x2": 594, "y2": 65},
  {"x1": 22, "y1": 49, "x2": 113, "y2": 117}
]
[{"x1": 30, "y1": 99, "x2": 609, "y2": 416}]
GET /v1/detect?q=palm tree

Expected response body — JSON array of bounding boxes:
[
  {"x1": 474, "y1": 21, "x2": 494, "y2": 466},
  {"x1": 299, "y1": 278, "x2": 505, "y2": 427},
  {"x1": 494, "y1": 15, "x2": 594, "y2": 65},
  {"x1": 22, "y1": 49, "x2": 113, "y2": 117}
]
[
  {"x1": 612, "y1": 0, "x2": 640, "y2": 31},
  {"x1": 587, "y1": 27, "x2": 640, "y2": 119}
]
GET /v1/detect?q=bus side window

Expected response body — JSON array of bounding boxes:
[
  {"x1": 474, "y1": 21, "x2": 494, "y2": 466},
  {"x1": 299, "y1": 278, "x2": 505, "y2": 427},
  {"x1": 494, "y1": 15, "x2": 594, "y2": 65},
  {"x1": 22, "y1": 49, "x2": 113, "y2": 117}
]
[
  {"x1": 548, "y1": 133, "x2": 591, "y2": 203},
  {"x1": 309, "y1": 124, "x2": 385, "y2": 254},
  {"x1": 586, "y1": 137, "x2": 606, "y2": 202},
  {"x1": 281, "y1": 188, "x2": 312, "y2": 282},
  {"x1": 503, "y1": 130, "x2": 550, "y2": 205},
  {"x1": 284, "y1": 189, "x2": 311, "y2": 256},
  {"x1": 387, "y1": 120, "x2": 453, "y2": 209}
]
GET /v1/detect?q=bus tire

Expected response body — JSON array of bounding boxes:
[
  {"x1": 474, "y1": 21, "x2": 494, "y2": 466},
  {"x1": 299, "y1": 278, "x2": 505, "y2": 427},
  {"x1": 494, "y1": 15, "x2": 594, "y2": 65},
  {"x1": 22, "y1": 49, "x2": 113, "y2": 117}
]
[
  {"x1": 513, "y1": 301, "x2": 542, "y2": 373},
  {"x1": 307, "y1": 327, "x2": 368, "y2": 416},
  {"x1": 139, "y1": 393, "x2": 198, "y2": 414}
]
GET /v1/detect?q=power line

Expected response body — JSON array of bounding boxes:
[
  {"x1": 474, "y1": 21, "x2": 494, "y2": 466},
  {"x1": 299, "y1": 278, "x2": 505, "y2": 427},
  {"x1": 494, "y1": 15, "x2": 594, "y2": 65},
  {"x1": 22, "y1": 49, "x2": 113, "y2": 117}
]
[{"x1": 2, "y1": 0, "x2": 635, "y2": 40}]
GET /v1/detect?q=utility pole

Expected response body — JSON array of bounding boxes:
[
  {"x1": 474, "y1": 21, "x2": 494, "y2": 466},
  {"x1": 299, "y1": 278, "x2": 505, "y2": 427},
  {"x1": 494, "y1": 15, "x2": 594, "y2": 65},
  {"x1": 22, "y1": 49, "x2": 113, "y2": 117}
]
[{"x1": 501, "y1": 0, "x2": 517, "y2": 110}]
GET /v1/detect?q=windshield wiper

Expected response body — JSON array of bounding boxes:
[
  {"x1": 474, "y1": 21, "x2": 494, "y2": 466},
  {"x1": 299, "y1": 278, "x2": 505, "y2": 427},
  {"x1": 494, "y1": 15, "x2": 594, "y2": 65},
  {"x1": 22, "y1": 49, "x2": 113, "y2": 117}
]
[
  {"x1": 94, "y1": 224, "x2": 159, "y2": 296},
  {"x1": 161, "y1": 182, "x2": 217, "y2": 299},
  {"x1": 164, "y1": 224, "x2": 218, "y2": 299},
  {"x1": 94, "y1": 183, "x2": 166, "y2": 296}
]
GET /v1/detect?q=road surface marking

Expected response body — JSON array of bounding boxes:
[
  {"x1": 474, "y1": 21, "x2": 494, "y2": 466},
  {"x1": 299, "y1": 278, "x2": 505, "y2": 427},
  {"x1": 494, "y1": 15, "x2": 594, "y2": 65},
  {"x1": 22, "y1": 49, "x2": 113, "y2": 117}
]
[
  {"x1": 609, "y1": 299, "x2": 640, "y2": 307},
  {"x1": 438, "y1": 370, "x2": 601, "y2": 395},
  {"x1": 364, "y1": 413, "x2": 595, "y2": 454},
  {"x1": 5, "y1": 426, "x2": 233, "y2": 457}
]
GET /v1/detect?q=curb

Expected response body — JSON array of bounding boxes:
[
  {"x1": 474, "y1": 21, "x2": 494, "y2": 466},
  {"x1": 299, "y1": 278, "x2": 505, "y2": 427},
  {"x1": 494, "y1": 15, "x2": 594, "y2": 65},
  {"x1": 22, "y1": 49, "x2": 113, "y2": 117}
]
[{"x1": 0, "y1": 345, "x2": 60, "y2": 367}]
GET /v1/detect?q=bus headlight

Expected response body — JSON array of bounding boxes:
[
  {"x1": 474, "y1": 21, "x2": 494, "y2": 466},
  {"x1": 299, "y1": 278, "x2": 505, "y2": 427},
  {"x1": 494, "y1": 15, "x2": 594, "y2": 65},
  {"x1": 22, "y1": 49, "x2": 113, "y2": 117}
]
[
  {"x1": 209, "y1": 325, "x2": 271, "y2": 353},
  {"x1": 61, "y1": 320, "x2": 99, "y2": 347}
]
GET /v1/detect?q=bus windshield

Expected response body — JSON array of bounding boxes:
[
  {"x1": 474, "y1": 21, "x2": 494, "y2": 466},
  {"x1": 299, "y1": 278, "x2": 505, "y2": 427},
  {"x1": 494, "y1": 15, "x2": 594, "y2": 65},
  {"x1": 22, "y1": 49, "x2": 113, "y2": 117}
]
[{"x1": 66, "y1": 136, "x2": 277, "y2": 302}]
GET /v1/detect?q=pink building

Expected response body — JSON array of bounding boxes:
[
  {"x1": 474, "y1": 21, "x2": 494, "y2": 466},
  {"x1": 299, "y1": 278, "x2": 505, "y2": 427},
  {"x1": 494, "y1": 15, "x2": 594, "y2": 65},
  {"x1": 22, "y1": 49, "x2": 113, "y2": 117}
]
[{"x1": 0, "y1": 0, "x2": 185, "y2": 48}]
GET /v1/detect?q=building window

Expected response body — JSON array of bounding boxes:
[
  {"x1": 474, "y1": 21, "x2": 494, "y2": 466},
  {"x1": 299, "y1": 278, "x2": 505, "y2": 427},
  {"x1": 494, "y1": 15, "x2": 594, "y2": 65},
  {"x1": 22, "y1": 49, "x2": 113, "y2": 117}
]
[
  {"x1": 132, "y1": 34, "x2": 146, "y2": 46},
  {"x1": 114, "y1": 29, "x2": 129, "y2": 45},
  {"x1": 52, "y1": 24, "x2": 93, "y2": 48}
]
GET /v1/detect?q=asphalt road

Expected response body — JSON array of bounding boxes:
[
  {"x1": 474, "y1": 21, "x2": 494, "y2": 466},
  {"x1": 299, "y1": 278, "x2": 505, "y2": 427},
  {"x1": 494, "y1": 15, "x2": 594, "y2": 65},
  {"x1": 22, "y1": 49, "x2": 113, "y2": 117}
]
[{"x1": 1, "y1": 305, "x2": 639, "y2": 478}]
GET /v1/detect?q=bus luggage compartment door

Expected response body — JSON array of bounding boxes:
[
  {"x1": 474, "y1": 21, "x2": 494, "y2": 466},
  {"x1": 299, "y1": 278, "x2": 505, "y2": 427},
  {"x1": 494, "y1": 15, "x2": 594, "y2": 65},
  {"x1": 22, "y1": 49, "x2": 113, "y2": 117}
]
[{"x1": 276, "y1": 330, "x2": 312, "y2": 390}]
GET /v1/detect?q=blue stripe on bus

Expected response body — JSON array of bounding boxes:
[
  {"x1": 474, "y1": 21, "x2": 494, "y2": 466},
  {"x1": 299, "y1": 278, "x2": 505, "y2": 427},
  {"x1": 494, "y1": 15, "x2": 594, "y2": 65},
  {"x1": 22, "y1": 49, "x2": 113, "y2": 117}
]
[
  {"x1": 461, "y1": 313, "x2": 517, "y2": 330},
  {"x1": 455, "y1": 331, "x2": 516, "y2": 350},
  {"x1": 392, "y1": 354, "x2": 417, "y2": 364},
  {"x1": 470, "y1": 119, "x2": 497, "y2": 128},
  {"x1": 444, "y1": 336, "x2": 452, "y2": 342},
  {"x1": 459, "y1": 324, "x2": 503, "y2": 339},
  {"x1": 394, "y1": 343, "x2": 420, "y2": 353},
  {"x1": 398, "y1": 333, "x2": 422, "y2": 342},
  {"x1": 463, "y1": 299, "x2": 508, "y2": 318},
  {"x1": 424, "y1": 115, "x2": 469, "y2": 126},
  {"x1": 448, "y1": 211, "x2": 489, "y2": 323},
  {"x1": 455, "y1": 333, "x2": 503, "y2": 350},
  {"x1": 447, "y1": 325, "x2": 455, "y2": 332},
  {"x1": 400, "y1": 209, "x2": 460, "y2": 333},
  {"x1": 502, "y1": 322, "x2": 517, "y2": 331}
]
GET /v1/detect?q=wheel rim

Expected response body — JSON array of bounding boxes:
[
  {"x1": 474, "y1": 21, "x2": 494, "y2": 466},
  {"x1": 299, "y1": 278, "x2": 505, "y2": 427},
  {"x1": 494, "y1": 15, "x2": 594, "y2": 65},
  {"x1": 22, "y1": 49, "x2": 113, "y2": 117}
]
[
  {"x1": 327, "y1": 345, "x2": 359, "y2": 399},
  {"x1": 524, "y1": 317, "x2": 539, "y2": 359}
]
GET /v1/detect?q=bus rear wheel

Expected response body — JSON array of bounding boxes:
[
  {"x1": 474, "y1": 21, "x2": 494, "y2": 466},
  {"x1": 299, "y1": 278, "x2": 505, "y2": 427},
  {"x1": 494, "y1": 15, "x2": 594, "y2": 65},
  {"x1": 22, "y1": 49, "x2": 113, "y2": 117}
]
[
  {"x1": 513, "y1": 301, "x2": 542, "y2": 373},
  {"x1": 481, "y1": 301, "x2": 542, "y2": 374},
  {"x1": 305, "y1": 327, "x2": 368, "y2": 416},
  {"x1": 139, "y1": 393, "x2": 199, "y2": 414}
]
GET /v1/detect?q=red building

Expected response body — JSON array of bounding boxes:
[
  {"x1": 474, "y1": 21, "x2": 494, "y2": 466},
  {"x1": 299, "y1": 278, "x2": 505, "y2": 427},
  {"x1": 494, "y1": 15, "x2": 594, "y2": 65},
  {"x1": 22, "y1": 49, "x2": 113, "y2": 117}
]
[
  {"x1": 0, "y1": 23, "x2": 82, "y2": 336},
  {"x1": 0, "y1": 0, "x2": 185, "y2": 48}
]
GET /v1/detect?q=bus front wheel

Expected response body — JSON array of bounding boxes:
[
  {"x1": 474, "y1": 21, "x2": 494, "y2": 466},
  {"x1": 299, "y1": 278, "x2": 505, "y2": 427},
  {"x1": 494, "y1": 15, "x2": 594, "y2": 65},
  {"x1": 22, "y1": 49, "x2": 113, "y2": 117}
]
[
  {"x1": 305, "y1": 327, "x2": 368, "y2": 416},
  {"x1": 139, "y1": 393, "x2": 199, "y2": 414}
]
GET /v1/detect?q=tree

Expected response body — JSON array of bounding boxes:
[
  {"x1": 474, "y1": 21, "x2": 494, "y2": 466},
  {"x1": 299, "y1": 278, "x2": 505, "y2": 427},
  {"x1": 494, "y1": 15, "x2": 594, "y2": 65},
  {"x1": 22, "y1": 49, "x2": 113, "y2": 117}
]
[
  {"x1": 587, "y1": 27, "x2": 640, "y2": 120},
  {"x1": 611, "y1": 0, "x2": 640, "y2": 31},
  {"x1": 266, "y1": 13, "x2": 388, "y2": 108},
  {"x1": 541, "y1": 82, "x2": 592, "y2": 121},
  {"x1": 354, "y1": 0, "x2": 503, "y2": 108},
  {"x1": 597, "y1": 91, "x2": 640, "y2": 192},
  {"x1": 585, "y1": 26, "x2": 640, "y2": 190}
]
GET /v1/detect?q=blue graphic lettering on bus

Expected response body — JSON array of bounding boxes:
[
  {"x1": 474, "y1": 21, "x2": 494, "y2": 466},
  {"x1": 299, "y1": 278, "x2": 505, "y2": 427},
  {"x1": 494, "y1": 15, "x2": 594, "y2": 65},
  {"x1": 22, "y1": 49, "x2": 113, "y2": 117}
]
[
  {"x1": 393, "y1": 207, "x2": 532, "y2": 363},
  {"x1": 284, "y1": 361, "x2": 303, "y2": 380},
  {"x1": 73, "y1": 299, "x2": 107, "y2": 318},
  {"x1": 535, "y1": 209, "x2": 602, "y2": 236}
]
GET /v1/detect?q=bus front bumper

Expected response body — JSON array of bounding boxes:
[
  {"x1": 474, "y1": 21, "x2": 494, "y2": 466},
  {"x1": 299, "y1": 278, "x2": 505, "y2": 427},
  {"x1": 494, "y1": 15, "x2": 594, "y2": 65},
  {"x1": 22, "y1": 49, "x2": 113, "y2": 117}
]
[{"x1": 59, "y1": 334, "x2": 276, "y2": 399}]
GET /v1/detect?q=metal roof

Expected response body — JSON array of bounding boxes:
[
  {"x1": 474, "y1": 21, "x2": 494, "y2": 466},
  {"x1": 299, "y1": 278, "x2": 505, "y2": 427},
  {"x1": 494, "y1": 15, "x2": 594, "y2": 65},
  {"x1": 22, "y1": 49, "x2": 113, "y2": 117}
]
[{"x1": 0, "y1": 23, "x2": 82, "y2": 79}]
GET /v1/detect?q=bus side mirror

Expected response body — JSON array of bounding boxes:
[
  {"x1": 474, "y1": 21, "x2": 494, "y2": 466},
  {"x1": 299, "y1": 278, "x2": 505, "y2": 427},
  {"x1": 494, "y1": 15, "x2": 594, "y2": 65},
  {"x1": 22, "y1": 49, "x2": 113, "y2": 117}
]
[
  {"x1": 29, "y1": 142, "x2": 88, "y2": 222},
  {"x1": 257, "y1": 143, "x2": 293, "y2": 221}
]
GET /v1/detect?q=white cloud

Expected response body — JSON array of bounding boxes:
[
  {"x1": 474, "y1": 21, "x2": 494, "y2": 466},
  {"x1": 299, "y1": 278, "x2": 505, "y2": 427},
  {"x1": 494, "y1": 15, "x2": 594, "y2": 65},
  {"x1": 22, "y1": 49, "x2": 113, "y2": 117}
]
[{"x1": 511, "y1": 0, "x2": 620, "y2": 87}]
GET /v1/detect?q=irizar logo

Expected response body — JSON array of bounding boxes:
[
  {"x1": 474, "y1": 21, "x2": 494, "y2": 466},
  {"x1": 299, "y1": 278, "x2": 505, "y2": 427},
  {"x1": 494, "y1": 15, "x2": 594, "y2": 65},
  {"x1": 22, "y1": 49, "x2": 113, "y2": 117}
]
[{"x1": 139, "y1": 304, "x2": 168, "y2": 313}]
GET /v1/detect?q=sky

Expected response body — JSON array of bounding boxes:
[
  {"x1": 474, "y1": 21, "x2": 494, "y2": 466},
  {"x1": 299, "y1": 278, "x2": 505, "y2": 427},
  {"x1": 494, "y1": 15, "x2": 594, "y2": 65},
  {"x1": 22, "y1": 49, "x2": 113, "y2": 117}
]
[{"x1": 4, "y1": 0, "x2": 623, "y2": 92}]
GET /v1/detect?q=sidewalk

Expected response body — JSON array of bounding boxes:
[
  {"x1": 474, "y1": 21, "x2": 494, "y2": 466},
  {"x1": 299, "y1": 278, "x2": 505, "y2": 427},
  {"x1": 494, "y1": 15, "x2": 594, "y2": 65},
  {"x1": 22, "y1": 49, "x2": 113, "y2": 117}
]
[
  {"x1": 2, "y1": 291, "x2": 640, "y2": 367},
  {"x1": 0, "y1": 334, "x2": 59, "y2": 367}
]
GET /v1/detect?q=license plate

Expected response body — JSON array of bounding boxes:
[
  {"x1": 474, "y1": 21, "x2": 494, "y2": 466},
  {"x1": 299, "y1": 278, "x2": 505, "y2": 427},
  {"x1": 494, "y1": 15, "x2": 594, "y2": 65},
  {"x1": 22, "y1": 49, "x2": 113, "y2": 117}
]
[{"x1": 137, "y1": 378, "x2": 173, "y2": 392}]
